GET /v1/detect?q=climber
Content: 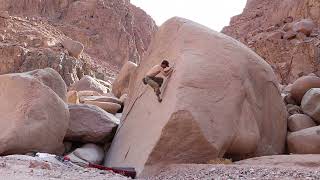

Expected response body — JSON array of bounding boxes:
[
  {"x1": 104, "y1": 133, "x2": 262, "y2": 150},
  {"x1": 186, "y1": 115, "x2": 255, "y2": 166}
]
[{"x1": 143, "y1": 60, "x2": 174, "y2": 102}]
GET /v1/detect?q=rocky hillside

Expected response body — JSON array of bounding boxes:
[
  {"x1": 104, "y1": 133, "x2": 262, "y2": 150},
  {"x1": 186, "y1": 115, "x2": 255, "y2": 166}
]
[
  {"x1": 223, "y1": 0, "x2": 320, "y2": 84},
  {"x1": 0, "y1": 13, "x2": 97, "y2": 86},
  {"x1": 0, "y1": 0, "x2": 157, "y2": 68}
]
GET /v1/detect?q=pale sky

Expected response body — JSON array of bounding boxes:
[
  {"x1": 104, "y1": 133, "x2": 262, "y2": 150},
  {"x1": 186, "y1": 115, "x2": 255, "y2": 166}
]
[{"x1": 131, "y1": 0, "x2": 247, "y2": 31}]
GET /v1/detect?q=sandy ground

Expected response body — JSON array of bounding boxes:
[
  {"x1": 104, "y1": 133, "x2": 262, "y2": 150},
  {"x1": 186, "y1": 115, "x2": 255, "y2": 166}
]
[{"x1": 0, "y1": 155, "x2": 128, "y2": 180}]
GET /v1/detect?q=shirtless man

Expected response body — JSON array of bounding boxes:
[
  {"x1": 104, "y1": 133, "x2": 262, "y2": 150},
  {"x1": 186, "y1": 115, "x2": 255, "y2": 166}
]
[{"x1": 143, "y1": 60, "x2": 174, "y2": 102}]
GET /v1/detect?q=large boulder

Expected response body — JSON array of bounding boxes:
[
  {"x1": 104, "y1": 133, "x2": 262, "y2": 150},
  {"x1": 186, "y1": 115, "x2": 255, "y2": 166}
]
[
  {"x1": 287, "y1": 126, "x2": 320, "y2": 154},
  {"x1": 288, "y1": 114, "x2": 317, "y2": 132},
  {"x1": 112, "y1": 61, "x2": 137, "y2": 98},
  {"x1": 105, "y1": 18, "x2": 287, "y2": 177},
  {"x1": 69, "y1": 75, "x2": 109, "y2": 94},
  {"x1": 0, "y1": 71, "x2": 69, "y2": 155},
  {"x1": 301, "y1": 88, "x2": 320, "y2": 123},
  {"x1": 61, "y1": 38, "x2": 84, "y2": 59},
  {"x1": 26, "y1": 68, "x2": 67, "y2": 101},
  {"x1": 66, "y1": 104, "x2": 119, "y2": 143},
  {"x1": 288, "y1": 76, "x2": 320, "y2": 104}
]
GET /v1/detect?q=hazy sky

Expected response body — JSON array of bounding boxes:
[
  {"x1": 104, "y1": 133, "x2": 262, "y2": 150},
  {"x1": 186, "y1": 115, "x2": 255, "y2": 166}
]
[{"x1": 131, "y1": 0, "x2": 247, "y2": 31}]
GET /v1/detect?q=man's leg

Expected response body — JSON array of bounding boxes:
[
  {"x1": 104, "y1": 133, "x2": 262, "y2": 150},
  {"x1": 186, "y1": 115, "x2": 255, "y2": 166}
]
[
  {"x1": 145, "y1": 77, "x2": 162, "y2": 102},
  {"x1": 153, "y1": 77, "x2": 164, "y2": 87}
]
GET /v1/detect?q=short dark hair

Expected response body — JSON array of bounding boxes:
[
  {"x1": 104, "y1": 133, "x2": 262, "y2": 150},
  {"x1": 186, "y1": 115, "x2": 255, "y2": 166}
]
[{"x1": 161, "y1": 60, "x2": 169, "y2": 67}]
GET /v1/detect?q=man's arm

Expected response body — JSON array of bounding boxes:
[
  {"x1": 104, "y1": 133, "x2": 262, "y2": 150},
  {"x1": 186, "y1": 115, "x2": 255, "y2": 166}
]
[{"x1": 162, "y1": 66, "x2": 174, "y2": 77}]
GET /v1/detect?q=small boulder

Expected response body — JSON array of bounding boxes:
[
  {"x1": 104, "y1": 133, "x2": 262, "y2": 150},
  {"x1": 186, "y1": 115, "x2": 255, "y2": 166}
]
[
  {"x1": 287, "y1": 126, "x2": 320, "y2": 154},
  {"x1": 66, "y1": 104, "x2": 119, "y2": 143},
  {"x1": 84, "y1": 101, "x2": 121, "y2": 114},
  {"x1": 290, "y1": 76, "x2": 320, "y2": 104},
  {"x1": 284, "y1": 94, "x2": 297, "y2": 105},
  {"x1": 61, "y1": 39, "x2": 84, "y2": 58},
  {"x1": 79, "y1": 96, "x2": 122, "y2": 105},
  {"x1": 292, "y1": 19, "x2": 316, "y2": 36},
  {"x1": 112, "y1": 61, "x2": 137, "y2": 98},
  {"x1": 288, "y1": 114, "x2": 316, "y2": 132},
  {"x1": 67, "y1": 91, "x2": 79, "y2": 104},
  {"x1": 287, "y1": 104, "x2": 303, "y2": 115},
  {"x1": 301, "y1": 88, "x2": 320, "y2": 123},
  {"x1": 70, "y1": 75, "x2": 109, "y2": 94},
  {"x1": 73, "y1": 144, "x2": 105, "y2": 164}
]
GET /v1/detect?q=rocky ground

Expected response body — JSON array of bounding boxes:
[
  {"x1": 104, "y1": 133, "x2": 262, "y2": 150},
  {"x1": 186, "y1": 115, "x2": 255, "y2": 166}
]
[
  {"x1": 147, "y1": 164, "x2": 320, "y2": 180},
  {"x1": 0, "y1": 155, "x2": 128, "y2": 180}
]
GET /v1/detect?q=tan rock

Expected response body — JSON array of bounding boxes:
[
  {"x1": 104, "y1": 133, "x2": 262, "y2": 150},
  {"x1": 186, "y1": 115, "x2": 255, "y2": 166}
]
[
  {"x1": 288, "y1": 114, "x2": 316, "y2": 132},
  {"x1": 0, "y1": 71, "x2": 69, "y2": 155},
  {"x1": 77, "y1": 90, "x2": 102, "y2": 97},
  {"x1": 70, "y1": 75, "x2": 109, "y2": 95},
  {"x1": 105, "y1": 17, "x2": 287, "y2": 176},
  {"x1": 301, "y1": 88, "x2": 320, "y2": 123},
  {"x1": 112, "y1": 61, "x2": 137, "y2": 98},
  {"x1": 292, "y1": 19, "x2": 316, "y2": 36},
  {"x1": 79, "y1": 96, "x2": 122, "y2": 105},
  {"x1": 67, "y1": 91, "x2": 79, "y2": 104},
  {"x1": 66, "y1": 104, "x2": 119, "y2": 143},
  {"x1": 290, "y1": 76, "x2": 320, "y2": 104},
  {"x1": 287, "y1": 126, "x2": 320, "y2": 154},
  {"x1": 84, "y1": 101, "x2": 121, "y2": 114},
  {"x1": 73, "y1": 144, "x2": 105, "y2": 164},
  {"x1": 61, "y1": 39, "x2": 84, "y2": 59}
]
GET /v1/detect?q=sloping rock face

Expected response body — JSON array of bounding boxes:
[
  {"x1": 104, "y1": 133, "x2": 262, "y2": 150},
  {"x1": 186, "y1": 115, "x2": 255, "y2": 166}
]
[
  {"x1": 0, "y1": 70, "x2": 69, "y2": 155},
  {"x1": 0, "y1": 0, "x2": 157, "y2": 67},
  {"x1": 105, "y1": 17, "x2": 287, "y2": 177},
  {"x1": 222, "y1": 0, "x2": 320, "y2": 84}
]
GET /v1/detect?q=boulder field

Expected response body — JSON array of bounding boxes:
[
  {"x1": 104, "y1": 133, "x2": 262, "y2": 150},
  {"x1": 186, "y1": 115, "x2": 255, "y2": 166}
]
[{"x1": 105, "y1": 17, "x2": 287, "y2": 177}]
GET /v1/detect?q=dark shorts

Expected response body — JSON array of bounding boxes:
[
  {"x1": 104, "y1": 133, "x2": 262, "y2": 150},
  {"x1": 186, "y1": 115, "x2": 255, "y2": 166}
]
[{"x1": 143, "y1": 76, "x2": 164, "y2": 89}]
